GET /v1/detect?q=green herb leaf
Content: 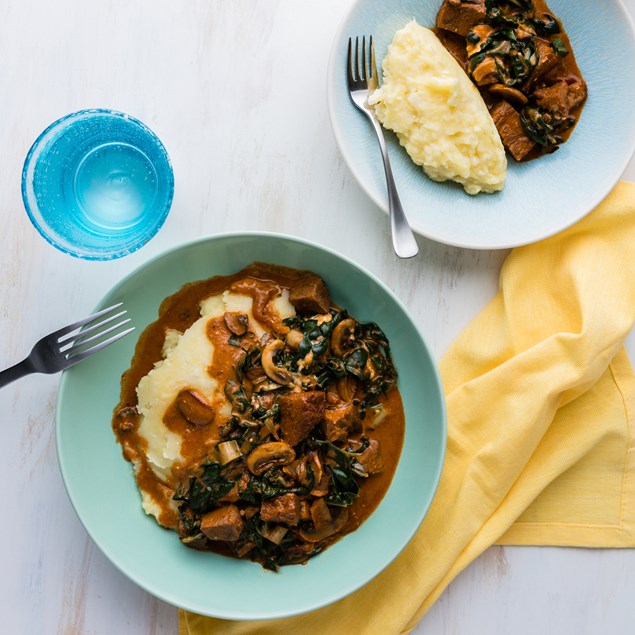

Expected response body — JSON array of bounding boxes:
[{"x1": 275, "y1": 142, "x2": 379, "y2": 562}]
[
  {"x1": 345, "y1": 348, "x2": 369, "y2": 379},
  {"x1": 531, "y1": 14, "x2": 560, "y2": 35},
  {"x1": 466, "y1": 30, "x2": 481, "y2": 45},
  {"x1": 174, "y1": 461, "x2": 235, "y2": 514},
  {"x1": 227, "y1": 334, "x2": 243, "y2": 347},
  {"x1": 520, "y1": 106, "x2": 561, "y2": 148},
  {"x1": 224, "y1": 379, "x2": 251, "y2": 413},
  {"x1": 552, "y1": 37, "x2": 569, "y2": 57}
]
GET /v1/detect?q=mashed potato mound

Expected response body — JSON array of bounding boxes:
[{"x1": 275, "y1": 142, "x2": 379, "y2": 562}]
[
  {"x1": 369, "y1": 20, "x2": 506, "y2": 195},
  {"x1": 133, "y1": 290, "x2": 295, "y2": 520}
]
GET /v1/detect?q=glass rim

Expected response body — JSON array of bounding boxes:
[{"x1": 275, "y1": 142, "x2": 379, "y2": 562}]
[{"x1": 21, "y1": 108, "x2": 175, "y2": 261}]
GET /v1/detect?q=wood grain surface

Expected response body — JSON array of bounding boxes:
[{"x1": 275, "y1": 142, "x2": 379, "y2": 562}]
[{"x1": 0, "y1": 1, "x2": 633, "y2": 633}]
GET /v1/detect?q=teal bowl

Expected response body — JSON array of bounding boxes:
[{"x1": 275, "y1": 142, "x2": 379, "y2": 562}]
[{"x1": 56, "y1": 233, "x2": 446, "y2": 619}]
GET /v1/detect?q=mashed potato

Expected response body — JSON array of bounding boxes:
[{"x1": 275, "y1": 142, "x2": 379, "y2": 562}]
[
  {"x1": 369, "y1": 20, "x2": 506, "y2": 195},
  {"x1": 134, "y1": 290, "x2": 295, "y2": 519}
]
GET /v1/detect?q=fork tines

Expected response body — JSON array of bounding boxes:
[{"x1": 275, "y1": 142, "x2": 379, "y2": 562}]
[
  {"x1": 58, "y1": 302, "x2": 135, "y2": 362},
  {"x1": 347, "y1": 35, "x2": 377, "y2": 88}
]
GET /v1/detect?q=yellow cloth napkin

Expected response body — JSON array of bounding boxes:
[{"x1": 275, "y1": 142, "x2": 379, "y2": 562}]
[{"x1": 180, "y1": 181, "x2": 635, "y2": 635}]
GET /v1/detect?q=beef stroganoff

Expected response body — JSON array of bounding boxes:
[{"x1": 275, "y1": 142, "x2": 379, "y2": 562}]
[{"x1": 112, "y1": 263, "x2": 405, "y2": 570}]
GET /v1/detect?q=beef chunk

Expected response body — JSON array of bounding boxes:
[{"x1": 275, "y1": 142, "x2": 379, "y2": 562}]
[
  {"x1": 438, "y1": 29, "x2": 470, "y2": 67},
  {"x1": 533, "y1": 78, "x2": 587, "y2": 128},
  {"x1": 278, "y1": 391, "x2": 326, "y2": 446},
  {"x1": 260, "y1": 493, "x2": 301, "y2": 526},
  {"x1": 565, "y1": 76, "x2": 587, "y2": 110},
  {"x1": 436, "y1": 0, "x2": 487, "y2": 37},
  {"x1": 234, "y1": 539, "x2": 257, "y2": 558},
  {"x1": 288, "y1": 276, "x2": 331, "y2": 315},
  {"x1": 322, "y1": 403, "x2": 361, "y2": 444},
  {"x1": 284, "y1": 541, "x2": 317, "y2": 563},
  {"x1": 356, "y1": 439, "x2": 384, "y2": 475},
  {"x1": 200, "y1": 505, "x2": 244, "y2": 541},
  {"x1": 490, "y1": 100, "x2": 535, "y2": 161},
  {"x1": 533, "y1": 81, "x2": 570, "y2": 116},
  {"x1": 530, "y1": 38, "x2": 560, "y2": 84}
]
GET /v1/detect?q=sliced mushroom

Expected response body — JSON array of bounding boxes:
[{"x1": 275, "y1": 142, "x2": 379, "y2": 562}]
[
  {"x1": 299, "y1": 500, "x2": 311, "y2": 522},
  {"x1": 180, "y1": 533, "x2": 207, "y2": 548},
  {"x1": 261, "y1": 339, "x2": 292, "y2": 385},
  {"x1": 224, "y1": 379, "x2": 249, "y2": 412},
  {"x1": 310, "y1": 471, "x2": 331, "y2": 497},
  {"x1": 246, "y1": 441, "x2": 296, "y2": 475},
  {"x1": 488, "y1": 83, "x2": 529, "y2": 106},
  {"x1": 336, "y1": 376, "x2": 357, "y2": 402},
  {"x1": 285, "y1": 329, "x2": 304, "y2": 350},
  {"x1": 471, "y1": 56, "x2": 498, "y2": 86},
  {"x1": 292, "y1": 451, "x2": 323, "y2": 488},
  {"x1": 309, "y1": 498, "x2": 333, "y2": 530},
  {"x1": 224, "y1": 312, "x2": 249, "y2": 336},
  {"x1": 176, "y1": 389, "x2": 215, "y2": 426},
  {"x1": 113, "y1": 404, "x2": 138, "y2": 432},
  {"x1": 310, "y1": 451, "x2": 324, "y2": 485},
  {"x1": 299, "y1": 507, "x2": 349, "y2": 543},
  {"x1": 330, "y1": 318, "x2": 357, "y2": 357}
]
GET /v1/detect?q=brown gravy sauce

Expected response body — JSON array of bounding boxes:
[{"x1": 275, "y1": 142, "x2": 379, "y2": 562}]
[{"x1": 112, "y1": 263, "x2": 405, "y2": 549}]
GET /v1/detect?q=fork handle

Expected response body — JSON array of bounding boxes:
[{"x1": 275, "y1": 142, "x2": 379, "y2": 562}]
[
  {"x1": 0, "y1": 358, "x2": 36, "y2": 388},
  {"x1": 367, "y1": 115, "x2": 419, "y2": 259}
]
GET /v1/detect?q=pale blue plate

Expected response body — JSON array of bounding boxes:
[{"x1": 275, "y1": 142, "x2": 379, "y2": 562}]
[
  {"x1": 327, "y1": 0, "x2": 635, "y2": 249},
  {"x1": 56, "y1": 233, "x2": 446, "y2": 619}
]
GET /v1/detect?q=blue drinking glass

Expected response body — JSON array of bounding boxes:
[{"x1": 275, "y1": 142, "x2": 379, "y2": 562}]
[{"x1": 22, "y1": 109, "x2": 174, "y2": 260}]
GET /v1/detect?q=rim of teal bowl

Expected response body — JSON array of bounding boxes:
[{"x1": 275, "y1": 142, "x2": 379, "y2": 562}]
[
  {"x1": 55, "y1": 232, "x2": 447, "y2": 618},
  {"x1": 21, "y1": 108, "x2": 175, "y2": 261}
]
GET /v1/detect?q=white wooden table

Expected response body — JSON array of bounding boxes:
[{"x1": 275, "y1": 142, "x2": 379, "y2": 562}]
[{"x1": 1, "y1": 1, "x2": 633, "y2": 633}]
